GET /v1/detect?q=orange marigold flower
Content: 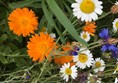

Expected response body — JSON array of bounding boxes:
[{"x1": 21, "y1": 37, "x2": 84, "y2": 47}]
[
  {"x1": 54, "y1": 43, "x2": 75, "y2": 66},
  {"x1": 83, "y1": 22, "x2": 96, "y2": 36},
  {"x1": 62, "y1": 42, "x2": 71, "y2": 51},
  {"x1": 8, "y1": 8, "x2": 38, "y2": 37},
  {"x1": 54, "y1": 55, "x2": 74, "y2": 65},
  {"x1": 27, "y1": 32, "x2": 55, "y2": 62}
]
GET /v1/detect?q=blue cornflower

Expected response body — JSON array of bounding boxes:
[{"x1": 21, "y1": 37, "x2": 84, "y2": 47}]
[
  {"x1": 73, "y1": 45, "x2": 80, "y2": 51},
  {"x1": 99, "y1": 28, "x2": 110, "y2": 41},
  {"x1": 101, "y1": 44, "x2": 117, "y2": 52},
  {"x1": 111, "y1": 47, "x2": 118, "y2": 59},
  {"x1": 99, "y1": 28, "x2": 117, "y2": 52},
  {"x1": 68, "y1": 50, "x2": 78, "y2": 56}
]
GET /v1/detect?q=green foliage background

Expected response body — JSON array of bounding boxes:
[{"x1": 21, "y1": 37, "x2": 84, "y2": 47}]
[{"x1": 0, "y1": 0, "x2": 118, "y2": 83}]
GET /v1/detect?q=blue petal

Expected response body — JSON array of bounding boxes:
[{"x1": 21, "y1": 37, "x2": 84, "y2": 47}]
[
  {"x1": 111, "y1": 48, "x2": 118, "y2": 59},
  {"x1": 101, "y1": 44, "x2": 117, "y2": 52},
  {"x1": 99, "y1": 28, "x2": 110, "y2": 40},
  {"x1": 101, "y1": 44, "x2": 108, "y2": 52}
]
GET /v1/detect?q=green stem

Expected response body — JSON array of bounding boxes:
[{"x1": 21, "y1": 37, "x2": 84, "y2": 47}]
[
  {"x1": 42, "y1": 74, "x2": 60, "y2": 82},
  {"x1": 56, "y1": 30, "x2": 67, "y2": 44},
  {"x1": 35, "y1": 60, "x2": 48, "y2": 83},
  {"x1": 88, "y1": 40, "x2": 101, "y2": 46}
]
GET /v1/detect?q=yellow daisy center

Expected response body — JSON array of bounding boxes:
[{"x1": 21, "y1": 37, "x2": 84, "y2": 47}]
[
  {"x1": 65, "y1": 68, "x2": 72, "y2": 75},
  {"x1": 21, "y1": 19, "x2": 28, "y2": 26},
  {"x1": 95, "y1": 61, "x2": 101, "y2": 67},
  {"x1": 83, "y1": 33, "x2": 87, "y2": 39},
  {"x1": 80, "y1": 0, "x2": 95, "y2": 14},
  {"x1": 115, "y1": 22, "x2": 118, "y2": 28},
  {"x1": 78, "y1": 53, "x2": 88, "y2": 63}
]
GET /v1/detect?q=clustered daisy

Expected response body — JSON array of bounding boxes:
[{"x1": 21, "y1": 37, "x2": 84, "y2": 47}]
[
  {"x1": 92, "y1": 58, "x2": 105, "y2": 73},
  {"x1": 112, "y1": 18, "x2": 118, "y2": 33},
  {"x1": 60, "y1": 63, "x2": 78, "y2": 82},
  {"x1": 73, "y1": 48, "x2": 94, "y2": 69},
  {"x1": 71, "y1": 0, "x2": 103, "y2": 22},
  {"x1": 80, "y1": 31, "x2": 90, "y2": 42}
]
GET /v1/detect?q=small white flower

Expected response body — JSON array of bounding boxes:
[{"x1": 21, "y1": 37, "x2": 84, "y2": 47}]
[
  {"x1": 115, "y1": 1, "x2": 118, "y2": 5},
  {"x1": 60, "y1": 63, "x2": 78, "y2": 82},
  {"x1": 92, "y1": 58, "x2": 105, "y2": 73},
  {"x1": 112, "y1": 18, "x2": 118, "y2": 33},
  {"x1": 50, "y1": 33, "x2": 56, "y2": 38},
  {"x1": 87, "y1": 73, "x2": 101, "y2": 83},
  {"x1": 80, "y1": 31, "x2": 90, "y2": 42},
  {"x1": 71, "y1": 0, "x2": 103, "y2": 22},
  {"x1": 73, "y1": 48, "x2": 94, "y2": 69},
  {"x1": 114, "y1": 78, "x2": 118, "y2": 83}
]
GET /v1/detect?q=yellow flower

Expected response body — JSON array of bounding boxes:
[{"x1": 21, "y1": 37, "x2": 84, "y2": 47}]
[
  {"x1": 8, "y1": 8, "x2": 38, "y2": 37},
  {"x1": 27, "y1": 32, "x2": 55, "y2": 62}
]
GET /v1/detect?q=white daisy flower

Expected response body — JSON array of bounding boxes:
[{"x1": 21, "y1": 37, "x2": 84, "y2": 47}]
[
  {"x1": 113, "y1": 62, "x2": 118, "y2": 74},
  {"x1": 92, "y1": 58, "x2": 105, "y2": 73},
  {"x1": 115, "y1": 1, "x2": 118, "y2": 5},
  {"x1": 115, "y1": 78, "x2": 118, "y2": 83},
  {"x1": 71, "y1": 0, "x2": 103, "y2": 22},
  {"x1": 73, "y1": 48, "x2": 94, "y2": 69},
  {"x1": 80, "y1": 31, "x2": 90, "y2": 42},
  {"x1": 112, "y1": 18, "x2": 118, "y2": 33},
  {"x1": 60, "y1": 63, "x2": 78, "y2": 82},
  {"x1": 50, "y1": 33, "x2": 56, "y2": 38},
  {"x1": 87, "y1": 73, "x2": 101, "y2": 83}
]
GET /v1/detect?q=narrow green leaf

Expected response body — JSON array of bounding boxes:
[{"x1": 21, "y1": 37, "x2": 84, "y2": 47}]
[
  {"x1": 0, "y1": 34, "x2": 7, "y2": 42},
  {"x1": 8, "y1": 0, "x2": 40, "y2": 9},
  {"x1": 42, "y1": 0, "x2": 66, "y2": 44},
  {"x1": 38, "y1": 16, "x2": 46, "y2": 32},
  {"x1": 46, "y1": 0, "x2": 88, "y2": 46},
  {"x1": 0, "y1": 55, "x2": 8, "y2": 64}
]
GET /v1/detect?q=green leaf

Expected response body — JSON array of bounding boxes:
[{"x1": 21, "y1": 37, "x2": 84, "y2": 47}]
[
  {"x1": 0, "y1": 55, "x2": 8, "y2": 64},
  {"x1": 0, "y1": 34, "x2": 8, "y2": 42},
  {"x1": 14, "y1": 57, "x2": 27, "y2": 67},
  {"x1": 46, "y1": 0, "x2": 88, "y2": 46},
  {"x1": 8, "y1": 0, "x2": 41, "y2": 9},
  {"x1": 0, "y1": 20, "x2": 5, "y2": 26},
  {"x1": 42, "y1": 0, "x2": 66, "y2": 44},
  {"x1": 8, "y1": 43, "x2": 19, "y2": 51}
]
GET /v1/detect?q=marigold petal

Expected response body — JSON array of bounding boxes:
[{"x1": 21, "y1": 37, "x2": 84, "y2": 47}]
[
  {"x1": 8, "y1": 7, "x2": 38, "y2": 37},
  {"x1": 27, "y1": 33, "x2": 55, "y2": 62}
]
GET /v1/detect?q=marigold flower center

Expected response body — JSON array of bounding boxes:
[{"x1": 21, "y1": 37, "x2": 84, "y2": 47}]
[
  {"x1": 21, "y1": 19, "x2": 28, "y2": 26},
  {"x1": 83, "y1": 33, "x2": 87, "y2": 39},
  {"x1": 95, "y1": 61, "x2": 101, "y2": 67},
  {"x1": 39, "y1": 44, "x2": 47, "y2": 51},
  {"x1": 78, "y1": 53, "x2": 88, "y2": 63},
  {"x1": 65, "y1": 68, "x2": 72, "y2": 75},
  {"x1": 115, "y1": 22, "x2": 118, "y2": 28},
  {"x1": 80, "y1": 0, "x2": 95, "y2": 14}
]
